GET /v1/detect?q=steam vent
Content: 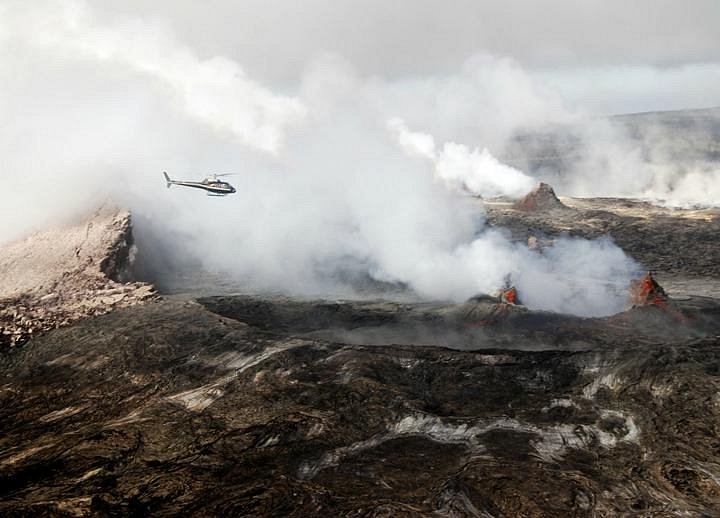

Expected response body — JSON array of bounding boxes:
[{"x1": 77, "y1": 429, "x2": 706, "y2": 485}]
[
  {"x1": 500, "y1": 285, "x2": 521, "y2": 305},
  {"x1": 513, "y1": 182, "x2": 569, "y2": 212}
]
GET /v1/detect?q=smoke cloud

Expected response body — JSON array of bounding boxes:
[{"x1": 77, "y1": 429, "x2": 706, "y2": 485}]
[{"x1": 3, "y1": 0, "x2": 716, "y2": 317}]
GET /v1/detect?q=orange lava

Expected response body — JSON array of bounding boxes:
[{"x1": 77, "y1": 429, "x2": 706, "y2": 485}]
[
  {"x1": 501, "y1": 287, "x2": 519, "y2": 305},
  {"x1": 630, "y1": 272, "x2": 668, "y2": 308}
]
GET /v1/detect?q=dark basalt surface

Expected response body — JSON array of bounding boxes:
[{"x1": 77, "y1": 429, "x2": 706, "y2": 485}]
[
  {"x1": 2, "y1": 295, "x2": 720, "y2": 516},
  {"x1": 3, "y1": 196, "x2": 720, "y2": 516}
]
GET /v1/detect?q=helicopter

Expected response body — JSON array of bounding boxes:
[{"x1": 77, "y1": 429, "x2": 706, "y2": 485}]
[{"x1": 163, "y1": 171, "x2": 237, "y2": 196}]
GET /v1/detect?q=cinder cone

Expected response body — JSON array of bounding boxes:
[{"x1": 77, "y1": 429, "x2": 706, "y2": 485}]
[
  {"x1": 513, "y1": 183, "x2": 569, "y2": 212},
  {"x1": 630, "y1": 272, "x2": 668, "y2": 308},
  {"x1": 500, "y1": 286, "x2": 520, "y2": 305}
]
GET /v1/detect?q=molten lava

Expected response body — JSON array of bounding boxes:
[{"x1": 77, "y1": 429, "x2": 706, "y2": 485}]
[
  {"x1": 630, "y1": 272, "x2": 668, "y2": 308},
  {"x1": 500, "y1": 286, "x2": 520, "y2": 305}
]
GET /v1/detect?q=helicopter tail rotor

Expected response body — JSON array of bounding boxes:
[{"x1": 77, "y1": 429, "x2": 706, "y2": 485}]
[{"x1": 163, "y1": 171, "x2": 173, "y2": 189}]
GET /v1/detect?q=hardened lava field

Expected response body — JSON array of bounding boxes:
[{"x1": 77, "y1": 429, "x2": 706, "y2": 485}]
[{"x1": 1, "y1": 196, "x2": 720, "y2": 516}]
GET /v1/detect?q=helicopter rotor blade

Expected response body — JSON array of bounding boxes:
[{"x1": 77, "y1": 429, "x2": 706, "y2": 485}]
[{"x1": 212, "y1": 173, "x2": 239, "y2": 177}]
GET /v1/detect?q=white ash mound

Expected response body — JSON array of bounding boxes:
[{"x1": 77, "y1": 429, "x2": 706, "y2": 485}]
[
  {"x1": 0, "y1": 206, "x2": 156, "y2": 347},
  {"x1": 512, "y1": 183, "x2": 570, "y2": 212}
]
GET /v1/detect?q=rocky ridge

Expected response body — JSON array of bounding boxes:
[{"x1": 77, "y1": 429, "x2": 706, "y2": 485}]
[{"x1": 0, "y1": 207, "x2": 156, "y2": 347}]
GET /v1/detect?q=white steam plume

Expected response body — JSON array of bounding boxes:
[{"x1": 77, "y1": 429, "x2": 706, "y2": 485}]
[
  {"x1": 388, "y1": 118, "x2": 535, "y2": 198},
  {"x1": 543, "y1": 117, "x2": 720, "y2": 208},
  {"x1": 0, "y1": 1, "x2": 648, "y2": 317}
]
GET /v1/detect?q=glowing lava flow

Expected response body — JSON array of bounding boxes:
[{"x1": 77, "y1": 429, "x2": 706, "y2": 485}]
[{"x1": 630, "y1": 272, "x2": 668, "y2": 308}]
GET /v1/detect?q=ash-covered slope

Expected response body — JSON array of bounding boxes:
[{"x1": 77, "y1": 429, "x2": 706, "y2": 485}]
[{"x1": 0, "y1": 206, "x2": 155, "y2": 347}]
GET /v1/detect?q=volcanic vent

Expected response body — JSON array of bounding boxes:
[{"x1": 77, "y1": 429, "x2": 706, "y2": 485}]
[
  {"x1": 630, "y1": 272, "x2": 668, "y2": 308},
  {"x1": 513, "y1": 183, "x2": 570, "y2": 212}
]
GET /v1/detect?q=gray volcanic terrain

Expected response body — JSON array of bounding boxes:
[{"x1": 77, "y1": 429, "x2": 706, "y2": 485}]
[
  {"x1": 2, "y1": 193, "x2": 720, "y2": 516},
  {"x1": 486, "y1": 195, "x2": 720, "y2": 298},
  {"x1": 3, "y1": 2, "x2": 720, "y2": 515}
]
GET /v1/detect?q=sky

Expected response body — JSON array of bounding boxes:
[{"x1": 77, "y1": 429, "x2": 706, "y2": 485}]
[{"x1": 93, "y1": 0, "x2": 720, "y2": 114}]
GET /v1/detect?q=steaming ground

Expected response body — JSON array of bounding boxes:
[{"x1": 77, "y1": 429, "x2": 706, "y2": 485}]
[
  {"x1": 2, "y1": 0, "x2": 719, "y2": 318},
  {"x1": 3, "y1": 174, "x2": 720, "y2": 516},
  {"x1": 485, "y1": 196, "x2": 720, "y2": 297},
  {"x1": 3, "y1": 195, "x2": 720, "y2": 515},
  {"x1": 3, "y1": 2, "x2": 720, "y2": 514},
  {"x1": 137, "y1": 192, "x2": 720, "y2": 303}
]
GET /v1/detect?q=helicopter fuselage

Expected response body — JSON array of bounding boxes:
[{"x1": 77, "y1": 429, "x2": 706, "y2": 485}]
[
  {"x1": 164, "y1": 172, "x2": 236, "y2": 195},
  {"x1": 170, "y1": 180, "x2": 236, "y2": 195}
]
